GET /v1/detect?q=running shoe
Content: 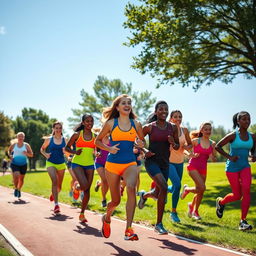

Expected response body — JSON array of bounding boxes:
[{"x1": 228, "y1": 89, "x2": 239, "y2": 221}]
[
  {"x1": 94, "y1": 180, "x2": 101, "y2": 192},
  {"x1": 14, "y1": 189, "x2": 18, "y2": 197},
  {"x1": 154, "y1": 223, "x2": 168, "y2": 235},
  {"x1": 170, "y1": 212, "x2": 180, "y2": 223},
  {"x1": 79, "y1": 213, "x2": 88, "y2": 223},
  {"x1": 138, "y1": 191, "x2": 147, "y2": 209},
  {"x1": 180, "y1": 184, "x2": 189, "y2": 199},
  {"x1": 216, "y1": 197, "x2": 225, "y2": 218},
  {"x1": 49, "y1": 194, "x2": 54, "y2": 202},
  {"x1": 73, "y1": 188, "x2": 80, "y2": 201},
  {"x1": 187, "y1": 202, "x2": 193, "y2": 218},
  {"x1": 136, "y1": 190, "x2": 145, "y2": 196},
  {"x1": 101, "y1": 199, "x2": 107, "y2": 207},
  {"x1": 192, "y1": 211, "x2": 201, "y2": 220},
  {"x1": 101, "y1": 215, "x2": 111, "y2": 238},
  {"x1": 17, "y1": 190, "x2": 21, "y2": 198},
  {"x1": 124, "y1": 227, "x2": 139, "y2": 241},
  {"x1": 54, "y1": 205, "x2": 60, "y2": 214},
  {"x1": 239, "y1": 220, "x2": 253, "y2": 231}
]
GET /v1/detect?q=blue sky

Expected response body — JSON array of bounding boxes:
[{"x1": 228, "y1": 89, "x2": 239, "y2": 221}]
[{"x1": 0, "y1": 0, "x2": 255, "y2": 136}]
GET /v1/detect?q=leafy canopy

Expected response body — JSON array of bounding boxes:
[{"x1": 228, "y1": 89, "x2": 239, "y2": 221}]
[
  {"x1": 124, "y1": 0, "x2": 256, "y2": 90},
  {"x1": 68, "y1": 75, "x2": 156, "y2": 127}
]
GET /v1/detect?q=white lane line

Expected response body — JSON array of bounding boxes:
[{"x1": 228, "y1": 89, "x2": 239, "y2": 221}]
[{"x1": 0, "y1": 224, "x2": 34, "y2": 256}]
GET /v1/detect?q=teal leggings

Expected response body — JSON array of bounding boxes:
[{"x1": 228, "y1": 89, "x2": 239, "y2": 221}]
[{"x1": 168, "y1": 162, "x2": 184, "y2": 209}]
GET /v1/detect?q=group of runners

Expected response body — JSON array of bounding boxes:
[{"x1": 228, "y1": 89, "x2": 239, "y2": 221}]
[{"x1": 6, "y1": 94, "x2": 256, "y2": 241}]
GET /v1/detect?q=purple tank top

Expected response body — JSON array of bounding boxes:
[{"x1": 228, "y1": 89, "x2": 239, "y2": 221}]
[
  {"x1": 95, "y1": 148, "x2": 109, "y2": 165},
  {"x1": 188, "y1": 138, "x2": 213, "y2": 171},
  {"x1": 146, "y1": 121, "x2": 173, "y2": 169}
]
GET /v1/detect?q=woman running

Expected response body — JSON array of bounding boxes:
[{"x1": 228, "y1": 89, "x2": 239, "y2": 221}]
[
  {"x1": 95, "y1": 94, "x2": 145, "y2": 241},
  {"x1": 8, "y1": 132, "x2": 33, "y2": 198},
  {"x1": 168, "y1": 110, "x2": 192, "y2": 223},
  {"x1": 65, "y1": 114, "x2": 96, "y2": 223},
  {"x1": 40, "y1": 121, "x2": 66, "y2": 214},
  {"x1": 138, "y1": 101, "x2": 179, "y2": 234},
  {"x1": 180, "y1": 122, "x2": 216, "y2": 220},
  {"x1": 215, "y1": 111, "x2": 256, "y2": 231},
  {"x1": 94, "y1": 131, "x2": 110, "y2": 208}
]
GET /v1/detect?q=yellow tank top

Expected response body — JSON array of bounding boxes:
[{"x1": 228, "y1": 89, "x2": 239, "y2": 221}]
[{"x1": 72, "y1": 130, "x2": 96, "y2": 166}]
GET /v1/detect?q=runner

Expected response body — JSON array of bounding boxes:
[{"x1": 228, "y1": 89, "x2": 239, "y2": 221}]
[
  {"x1": 40, "y1": 121, "x2": 66, "y2": 214},
  {"x1": 65, "y1": 114, "x2": 96, "y2": 223},
  {"x1": 8, "y1": 132, "x2": 33, "y2": 198},
  {"x1": 215, "y1": 111, "x2": 256, "y2": 231},
  {"x1": 168, "y1": 110, "x2": 192, "y2": 223},
  {"x1": 95, "y1": 94, "x2": 145, "y2": 241},
  {"x1": 138, "y1": 101, "x2": 179, "y2": 234},
  {"x1": 1, "y1": 158, "x2": 8, "y2": 175},
  {"x1": 180, "y1": 122, "x2": 217, "y2": 220},
  {"x1": 94, "y1": 130, "x2": 110, "y2": 208}
]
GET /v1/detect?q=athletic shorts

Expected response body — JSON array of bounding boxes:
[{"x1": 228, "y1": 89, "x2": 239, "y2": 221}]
[
  {"x1": 105, "y1": 161, "x2": 137, "y2": 176},
  {"x1": 187, "y1": 165, "x2": 207, "y2": 176},
  {"x1": 71, "y1": 163, "x2": 94, "y2": 171},
  {"x1": 145, "y1": 160, "x2": 169, "y2": 181},
  {"x1": 11, "y1": 163, "x2": 27, "y2": 175},
  {"x1": 95, "y1": 162, "x2": 105, "y2": 169},
  {"x1": 46, "y1": 161, "x2": 67, "y2": 171}
]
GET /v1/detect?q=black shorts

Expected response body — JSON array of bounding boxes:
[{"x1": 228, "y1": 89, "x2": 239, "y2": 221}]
[{"x1": 11, "y1": 163, "x2": 27, "y2": 175}]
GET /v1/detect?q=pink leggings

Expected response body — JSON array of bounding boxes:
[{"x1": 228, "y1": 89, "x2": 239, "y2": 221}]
[{"x1": 221, "y1": 167, "x2": 251, "y2": 220}]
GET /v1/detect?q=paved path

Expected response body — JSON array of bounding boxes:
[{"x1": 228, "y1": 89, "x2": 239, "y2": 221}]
[{"x1": 0, "y1": 186, "x2": 249, "y2": 256}]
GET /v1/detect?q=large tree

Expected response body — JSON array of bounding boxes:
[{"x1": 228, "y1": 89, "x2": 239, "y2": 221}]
[
  {"x1": 12, "y1": 108, "x2": 56, "y2": 170},
  {"x1": 124, "y1": 0, "x2": 256, "y2": 89},
  {"x1": 68, "y1": 75, "x2": 156, "y2": 126}
]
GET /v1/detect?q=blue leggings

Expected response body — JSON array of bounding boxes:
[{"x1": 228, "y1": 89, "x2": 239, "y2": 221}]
[{"x1": 168, "y1": 162, "x2": 184, "y2": 209}]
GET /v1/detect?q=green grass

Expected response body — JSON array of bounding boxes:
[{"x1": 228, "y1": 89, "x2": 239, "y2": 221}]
[
  {"x1": 0, "y1": 236, "x2": 18, "y2": 256},
  {"x1": 0, "y1": 163, "x2": 255, "y2": 254}
]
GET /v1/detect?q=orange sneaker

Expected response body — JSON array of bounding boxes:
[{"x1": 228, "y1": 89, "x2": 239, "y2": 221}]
[
  {"x1": 49, "y1": 194, "x2": 54, "y2": 202},
  {"x1": 73, "y1": 188, "x2": 80, "y2": 201},
  {"x1": 101, "y1": 215, "x2": 111, "y2": 238},
  {"x1": 79, "y1": 213, "x2": 88, "y2": 223},
  {"x1": 124, "y1": 227, "x2": 139, "y2": 241},
  {"x1": 54, "y1": 205, "x2": 60, "y2": 214}
]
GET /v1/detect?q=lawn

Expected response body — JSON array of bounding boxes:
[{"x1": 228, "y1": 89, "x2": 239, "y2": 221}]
[{"x1": 0, "y1": 162, "x2": 255, "y2": 254}]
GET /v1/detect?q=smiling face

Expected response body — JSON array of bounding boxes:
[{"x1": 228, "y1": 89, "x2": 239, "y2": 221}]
[
  {"x1": 200, "y1": 124, "x2": 212, "y2": 138},
  {"x1": 53, "y1": 123, "x2": 63, "y2": 135},
  {"x1": 83, "y1": 116, "x2": 94, "y2": 130},
  {"x1": 170, "y1": 111, "x2": 182, "y2": 126},
  {"x1": 238, "y1": 113, "x2": 251, "y2": 130},
  {"x1": 116, "y1": 97, "x2": 132, "y2": 116},
  {"x1": 155, "y1": 103, "x2": 169, "y2": 121},
  {"x1": 17, "y1": 132, "x2": 25, "y2": 143}
]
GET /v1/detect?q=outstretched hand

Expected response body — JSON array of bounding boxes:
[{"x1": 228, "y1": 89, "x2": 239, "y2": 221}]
[
  {"x1": 75, "y1": 149, "x2": 83, "y2": 155},
  {"x1": 109, "y1": 143, "x2": 120, "y2": 154},
  {"x1": 145, "y1": 151, "x2": 155, "y2": 159},
  {"x1": 230, "y1": 155, "x2": 239, "y2": 162}
]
